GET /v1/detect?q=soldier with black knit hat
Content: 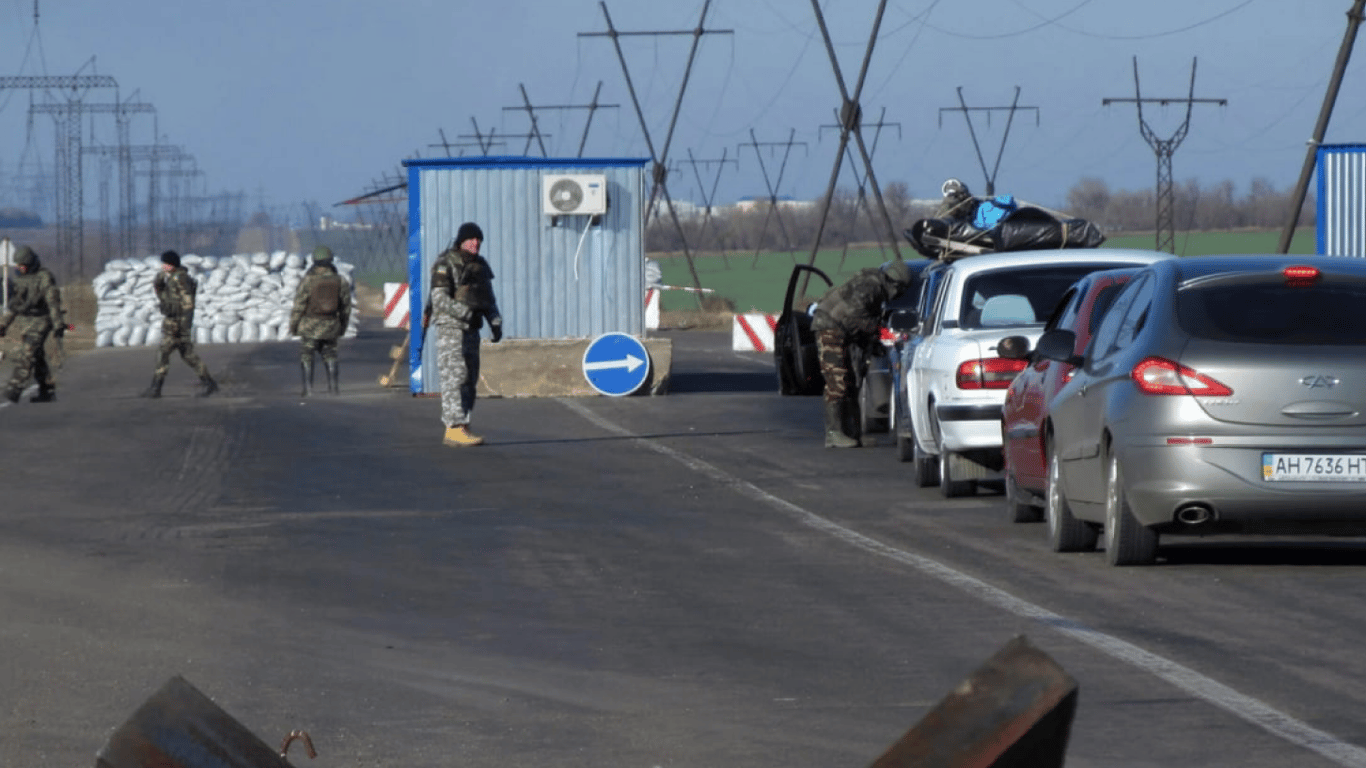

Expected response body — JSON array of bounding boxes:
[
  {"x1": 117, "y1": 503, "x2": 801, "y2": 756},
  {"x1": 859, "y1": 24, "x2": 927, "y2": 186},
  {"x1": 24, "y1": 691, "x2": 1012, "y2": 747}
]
[
  {"x1": 0, "y1": 245, "x2": 65, "y2": 404},
  {"x1": 426, "y1": 221, "x2": 502, "y2": 447},
  {"x1": 289, "y1": 245, "x2": 352, "y2": 396},
  {"x1": 140, "y1": 249, "x2": 218, "y2": 398}
]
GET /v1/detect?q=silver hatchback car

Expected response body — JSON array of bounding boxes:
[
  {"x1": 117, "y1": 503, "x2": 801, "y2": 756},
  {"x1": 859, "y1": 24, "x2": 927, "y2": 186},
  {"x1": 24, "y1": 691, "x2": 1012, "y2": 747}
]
[{"x1": 1037, "y1": 255, "x2": 1366, "y2": 565}]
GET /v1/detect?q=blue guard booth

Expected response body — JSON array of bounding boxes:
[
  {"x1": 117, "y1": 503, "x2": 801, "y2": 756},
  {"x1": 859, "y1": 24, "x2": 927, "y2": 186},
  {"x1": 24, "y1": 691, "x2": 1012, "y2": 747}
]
[{"x1": 402, "y1": 156, "x2": 651, "y2": 394}]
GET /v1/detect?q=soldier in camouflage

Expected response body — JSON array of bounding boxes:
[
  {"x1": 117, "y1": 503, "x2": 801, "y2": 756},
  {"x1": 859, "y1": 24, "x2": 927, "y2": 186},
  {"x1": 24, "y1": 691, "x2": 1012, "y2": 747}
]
[
  {"x1": 426, "y1": 221, "x2": 502, "y2": 447},
  {"x1": 0, "y1": 245, "x2": 65, "y2": 404},
  {"x1": 289, "y1": 246, "x2": 352, "y2": 396},
  {"x1": 140, "y1": 250, "x2": 219, "y2": 398},
  {"x1": 810, "y1": 259, "x2": 912, "y2": 448}
]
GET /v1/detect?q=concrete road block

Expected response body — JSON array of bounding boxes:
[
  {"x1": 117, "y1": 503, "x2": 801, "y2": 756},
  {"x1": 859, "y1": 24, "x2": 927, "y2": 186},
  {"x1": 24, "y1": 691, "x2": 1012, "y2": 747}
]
[
  {"x1": 474, "y1": 337, "x2": 673, "y2": 397},
  {"x1": 867, "y1": 635, "x2": 1078, "y2": 768}
]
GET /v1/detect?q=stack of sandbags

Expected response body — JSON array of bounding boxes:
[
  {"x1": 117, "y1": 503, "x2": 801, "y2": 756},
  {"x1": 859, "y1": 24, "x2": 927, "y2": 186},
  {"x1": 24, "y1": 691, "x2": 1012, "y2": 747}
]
[{"x1": 92, "y1": 251, "x2": 359, "y2": 348}]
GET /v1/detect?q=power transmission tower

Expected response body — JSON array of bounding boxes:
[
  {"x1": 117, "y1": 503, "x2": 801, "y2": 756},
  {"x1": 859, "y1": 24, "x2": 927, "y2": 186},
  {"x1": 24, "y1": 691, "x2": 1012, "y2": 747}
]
[
  {"x1": 580, "y1": 0, "x2": 733, "y2": 305},
  {"x1": 938, "y1": 86, "x2": 1038, "y2": 196},
  {"x1": 804, "y1": 0, "x2": 904, "y2": 293},
  {"x1": 39, "y1": 97, "x2": 156, "y2": 261},
  {"x1": 0, "y1": 72, "x2": 120, "y2": 276},
  {"x1": 501, "y1": 81, "x2": 621, "y2": 157},
  {"x1": 820, "y1": 106, "x2": 900, "y2": 268},
  {"x1": 1103, "y1": 57, "x2": 1225, "y2": 254},
  {"x1": 429, "y1": 127, "x2": 501, "y2": 157},
  {"x1": 739, "y1": 128, "x2": 808, "y2": 267},
  {"x1": 673, "y1": 147, "x2": 737, "y2": 263},
  {"x1": 1278, "y1": 0, "x2": 1366, "y2": 253},
  {"x1": 458, "y1": 116, "x2": 539, "y2": 156}
]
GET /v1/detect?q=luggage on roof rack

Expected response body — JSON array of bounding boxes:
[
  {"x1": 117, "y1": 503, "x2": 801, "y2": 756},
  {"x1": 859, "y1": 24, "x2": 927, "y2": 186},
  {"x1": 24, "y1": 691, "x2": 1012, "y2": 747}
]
[{"x1": 903, "y1": 201, "x2": 1106, "y2": 261}]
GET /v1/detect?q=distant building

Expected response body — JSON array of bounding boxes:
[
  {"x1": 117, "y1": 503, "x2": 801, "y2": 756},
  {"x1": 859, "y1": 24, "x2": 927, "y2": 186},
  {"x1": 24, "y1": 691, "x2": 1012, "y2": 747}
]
[{"x1": 732, "y1": 195, "x2": 816, "y2": 214}]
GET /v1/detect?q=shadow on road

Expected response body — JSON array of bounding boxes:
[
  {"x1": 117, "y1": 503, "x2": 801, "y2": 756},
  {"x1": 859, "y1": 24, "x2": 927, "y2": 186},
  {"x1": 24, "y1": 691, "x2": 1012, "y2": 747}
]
[{"x1": 1159, "y1": 540, "x2": 1366, "y2": 567}]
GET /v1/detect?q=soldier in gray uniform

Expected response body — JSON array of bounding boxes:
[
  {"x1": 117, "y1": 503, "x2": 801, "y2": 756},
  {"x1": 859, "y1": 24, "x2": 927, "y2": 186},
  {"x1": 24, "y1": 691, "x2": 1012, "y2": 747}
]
[
  {"x1": 426, "y1": 221, "x2": 502, "y2": 447},
  {"x1": 0, "y1": 245, "x2": 65, "y2": 404},
  {"x1": 140, "y1": 250, "x2": 219, "y2": 398},
  {"x1": 289, "y1": 246, "x2": 352, "y2": 396},
  {"x1": 811, "y1": 259, "x2": 912, "y2": 448}
]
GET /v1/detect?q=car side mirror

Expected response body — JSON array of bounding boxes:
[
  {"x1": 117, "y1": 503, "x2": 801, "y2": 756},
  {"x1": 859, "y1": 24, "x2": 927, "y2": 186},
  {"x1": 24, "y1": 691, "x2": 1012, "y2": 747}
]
[
  {"x1": 1034, "y1": 329, "x2": 1083, "y2": 367},
  {"x1": 996, "y1": 335, "x2": 1031, "y2": 360},
  {"x1": 887, "y1": 307, "x2": 919, "y2": 333}
]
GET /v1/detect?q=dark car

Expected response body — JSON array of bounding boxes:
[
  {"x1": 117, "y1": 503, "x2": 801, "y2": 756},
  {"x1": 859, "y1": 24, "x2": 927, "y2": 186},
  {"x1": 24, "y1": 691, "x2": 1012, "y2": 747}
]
[
  {"x1": 996, "y1": 268, "x2": 1142, "y2": 523},
  {"x1": 1038, "y1": 256, "x2": 1366, "y2": 565},
  {"x1": 774, "y1": 260, "x2": 927, "y2": 436}
]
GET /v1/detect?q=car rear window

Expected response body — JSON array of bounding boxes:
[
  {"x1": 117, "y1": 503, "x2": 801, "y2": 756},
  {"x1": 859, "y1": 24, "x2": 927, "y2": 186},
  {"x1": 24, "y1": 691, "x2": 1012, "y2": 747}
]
[
  {"x1": 1177, "y1": 281, "x2": 1366, "y2": 345},
  {"x1": 959, "y1": 263, "x2": 1131, "y2": 330}
]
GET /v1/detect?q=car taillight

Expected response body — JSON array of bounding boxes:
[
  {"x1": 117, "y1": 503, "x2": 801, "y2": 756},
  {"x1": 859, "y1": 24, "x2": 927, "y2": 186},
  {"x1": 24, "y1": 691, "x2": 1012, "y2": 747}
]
[
  {"x1": 957, "y1": 358, "x2": 1027, "y2": 389},
  {"x1": 1131, "y1": 357, "x2": 1232, "y2": 396}
]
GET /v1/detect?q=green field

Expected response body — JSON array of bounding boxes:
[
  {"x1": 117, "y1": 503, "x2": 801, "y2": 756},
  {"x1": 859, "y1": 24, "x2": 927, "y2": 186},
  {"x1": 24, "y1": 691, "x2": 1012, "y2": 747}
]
[{"x1": 653, "y1": 228, "x2": 1320, "y2": 315}]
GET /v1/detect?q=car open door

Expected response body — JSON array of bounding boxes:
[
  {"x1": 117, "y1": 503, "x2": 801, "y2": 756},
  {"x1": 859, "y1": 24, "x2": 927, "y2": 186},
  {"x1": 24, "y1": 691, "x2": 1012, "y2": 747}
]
[{"x1": 775, "y1": 264, "x2": 832, "y2": 395}]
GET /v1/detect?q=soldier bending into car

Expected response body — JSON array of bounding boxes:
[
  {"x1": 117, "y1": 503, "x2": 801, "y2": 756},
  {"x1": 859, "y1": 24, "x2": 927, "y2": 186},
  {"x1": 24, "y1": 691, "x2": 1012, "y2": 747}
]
[
  {"x1": 0, "y1": 245, "x2": 66, "y2": 404},
  {"x1": 811, "y1": 259, "x2": 912, "y2": 448},
  {"x1": 289, "y1": 246, "x2": 352, "y2": 396},
  {"x1": 140, "y1": 250, "x2": 219, "y2": 398}
]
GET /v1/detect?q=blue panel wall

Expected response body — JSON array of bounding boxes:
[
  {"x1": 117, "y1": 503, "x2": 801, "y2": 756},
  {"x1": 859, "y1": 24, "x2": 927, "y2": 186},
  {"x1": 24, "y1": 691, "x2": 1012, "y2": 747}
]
[
  {"x1": 1317, "y1": 144, "x2": 1366, "y2": 257},
  {"x1": 402, "y1": 156, "x2": 649, "y2": 393}
]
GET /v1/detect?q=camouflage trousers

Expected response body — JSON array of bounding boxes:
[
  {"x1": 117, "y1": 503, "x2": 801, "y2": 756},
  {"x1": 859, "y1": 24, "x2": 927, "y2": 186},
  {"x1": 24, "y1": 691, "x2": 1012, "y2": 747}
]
[
  {"x1": 817, "y1": 328, "x2": 855, "y2": 405},
  {"x1": 4, "y1": 323, "x2": 54, "y2": 396},
  {"x1": 436, "y1": 324, "x2": 481, "y2": 427},
  {"x1": 154, "y1": 330, "x2": 209, "y2": 380},
  {"x1": 299, "y1": 337, "x2": 339, "y2": 364}
]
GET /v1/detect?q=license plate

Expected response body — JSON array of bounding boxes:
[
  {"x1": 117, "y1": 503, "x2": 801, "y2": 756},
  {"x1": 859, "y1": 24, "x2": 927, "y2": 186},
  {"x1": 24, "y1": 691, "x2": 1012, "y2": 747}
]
[{"x1": 1262, "y1": 453, "x2": 1366, "y2": 482}]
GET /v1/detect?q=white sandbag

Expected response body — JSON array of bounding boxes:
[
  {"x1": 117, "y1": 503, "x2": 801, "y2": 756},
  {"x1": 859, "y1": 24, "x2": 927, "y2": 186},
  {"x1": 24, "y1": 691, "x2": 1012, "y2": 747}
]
[
  {"x1": 114, "y1": 326, "x2": 131, "y2": 346},
  {"x1": 196, "y1": 326, "x2": 210, "y2": 345},
  {"x1": 128, "y1": 324, "x2": 148, "y2": 347},
  {"x1": 269, "y1": 251, "x2": 287, "y2": 271},
  {"x1": 146, "y1": 325, "x2": 162, "y2": 346},
  {"x1": 211, "y1": 324, "x2": 227, "y2": 344},
  {"x1": 96, "y1": 330, "x2": 113, "y2": 347}
]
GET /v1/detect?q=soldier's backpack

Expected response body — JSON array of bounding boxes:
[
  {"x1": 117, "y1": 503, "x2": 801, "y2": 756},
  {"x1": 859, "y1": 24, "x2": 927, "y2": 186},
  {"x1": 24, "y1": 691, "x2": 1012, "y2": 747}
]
[{"x1": 306, "y1": 274, "x2": 342, "y2": 316}]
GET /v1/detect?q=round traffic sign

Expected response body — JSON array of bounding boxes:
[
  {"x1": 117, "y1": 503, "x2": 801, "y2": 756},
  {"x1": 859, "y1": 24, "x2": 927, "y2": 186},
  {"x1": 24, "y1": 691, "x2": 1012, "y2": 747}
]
[{"x1": 582, "y1": 332, "x2": 651, "y2": 396}]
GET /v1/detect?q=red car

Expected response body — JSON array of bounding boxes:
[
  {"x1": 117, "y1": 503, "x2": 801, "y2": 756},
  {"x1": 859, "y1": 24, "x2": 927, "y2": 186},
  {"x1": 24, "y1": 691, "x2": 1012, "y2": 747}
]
[{"x1": 996, "y1": 268, "x2": 1142, "y2": 522}]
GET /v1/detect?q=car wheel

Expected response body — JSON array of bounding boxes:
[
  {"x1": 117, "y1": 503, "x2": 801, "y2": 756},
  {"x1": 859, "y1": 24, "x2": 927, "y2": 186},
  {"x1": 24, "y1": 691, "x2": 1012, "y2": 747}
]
[
  {"x1": 893, "y1": 394, "x2": 915, "y2": 462},
  {"x1": 1104, "y1": 454, "x2": 1159, "y2": 566},
  {"x1": 859, "y1": 375, "x2": 888, "y2": 435},
  {"x1": 1047, "y1": 448, "x2": 1098, "y2": 552},
  {"x1": 1005, "y1": 472, "x2": 1043, "y2": 523},
  {"x1": 911, "y1": 431, "x2": 938, "y2": 487},
  {"x1": 938, "y1": 449, "x2": 975, "y2": 498}
]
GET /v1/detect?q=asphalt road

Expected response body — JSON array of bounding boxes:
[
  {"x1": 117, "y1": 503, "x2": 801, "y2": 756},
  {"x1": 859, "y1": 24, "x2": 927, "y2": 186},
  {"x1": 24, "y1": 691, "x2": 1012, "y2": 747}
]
[{"x1": 4, "y1": 323, "x2": 1366, "y2": 767}]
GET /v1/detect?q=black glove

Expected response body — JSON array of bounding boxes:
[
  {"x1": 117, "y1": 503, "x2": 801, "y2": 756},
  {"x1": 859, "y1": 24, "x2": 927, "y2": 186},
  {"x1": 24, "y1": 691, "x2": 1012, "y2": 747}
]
[
  {"x1": 53, "y1": 324, "x2": 65, "y2": 339},
  {"x1": 0, "y1": 325, "x2": 6, "y2": 338},
  {"x1": 490, "y1": 320, "x2": 503, "y2": 343}
]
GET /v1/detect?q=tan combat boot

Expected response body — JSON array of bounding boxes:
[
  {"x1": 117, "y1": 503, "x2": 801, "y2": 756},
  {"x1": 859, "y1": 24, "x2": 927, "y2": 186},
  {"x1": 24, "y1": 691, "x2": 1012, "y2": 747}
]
[{"x1": 443, "y1": 424, "x2": 485, "y2": 447}]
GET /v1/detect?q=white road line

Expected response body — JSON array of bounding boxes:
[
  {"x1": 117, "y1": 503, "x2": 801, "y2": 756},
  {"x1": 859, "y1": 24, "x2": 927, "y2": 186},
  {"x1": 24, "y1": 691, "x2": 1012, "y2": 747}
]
[{"x1": 560, "y1": 398, "x2": 1366, "y2": 768}]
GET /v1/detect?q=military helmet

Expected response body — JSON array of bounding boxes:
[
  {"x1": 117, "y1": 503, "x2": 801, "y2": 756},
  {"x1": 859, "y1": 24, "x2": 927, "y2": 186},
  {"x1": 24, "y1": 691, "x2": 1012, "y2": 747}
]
[
  {"x1": 13, "y1": 245, "x2": 37, "y2": 268},
  {"x1": 312, "y1": 246, "x2": 334, "y2": 263}
]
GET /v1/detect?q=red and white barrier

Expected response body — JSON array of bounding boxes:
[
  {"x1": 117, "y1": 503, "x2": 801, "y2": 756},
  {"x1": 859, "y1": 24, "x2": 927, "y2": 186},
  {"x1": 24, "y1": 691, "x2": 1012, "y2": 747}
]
[
  {"x1": 384, "y1": 282, "x2": 410, "y2": 329},
  {"x1": 645, "y1": 287, "x2": 660, "y2": 330},
  {"x1": 732, "y1": 312, "x2": 778, "y2": 352}
]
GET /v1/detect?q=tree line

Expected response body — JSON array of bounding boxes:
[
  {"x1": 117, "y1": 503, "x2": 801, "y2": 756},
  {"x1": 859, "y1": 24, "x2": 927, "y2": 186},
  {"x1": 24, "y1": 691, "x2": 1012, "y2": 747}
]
[{"x1": 645, "y1": 176, "x2": 1315, "y2": 253}]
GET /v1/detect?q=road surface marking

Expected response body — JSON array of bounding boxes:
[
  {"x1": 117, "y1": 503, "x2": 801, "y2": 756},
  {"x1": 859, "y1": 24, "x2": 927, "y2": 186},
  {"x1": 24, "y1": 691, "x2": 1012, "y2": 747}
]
[{"x1": 560, "y1": 398, "x2": 1366, "y2": 768}]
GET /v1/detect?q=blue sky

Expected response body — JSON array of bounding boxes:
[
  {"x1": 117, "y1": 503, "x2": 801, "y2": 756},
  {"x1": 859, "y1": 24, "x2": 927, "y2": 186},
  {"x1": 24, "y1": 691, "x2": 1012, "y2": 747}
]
[{"x1": 1, "y1": 0, "x2": 1363, "y2": 218}]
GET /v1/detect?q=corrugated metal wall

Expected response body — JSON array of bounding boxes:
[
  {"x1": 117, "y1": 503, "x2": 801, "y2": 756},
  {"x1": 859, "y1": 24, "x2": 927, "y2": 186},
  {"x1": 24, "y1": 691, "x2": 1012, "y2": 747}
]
[
  {"x1": 400, "y1": 156, "x2": 649, "y2": 394},
  {"x1": 1317, "y1": 144, "x2": 1366, "y2": 257}
]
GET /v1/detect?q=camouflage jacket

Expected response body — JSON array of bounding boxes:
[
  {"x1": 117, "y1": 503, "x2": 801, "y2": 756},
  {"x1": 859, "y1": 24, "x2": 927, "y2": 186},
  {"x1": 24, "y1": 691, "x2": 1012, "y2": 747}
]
[
  {"x1": 1, "y1": 265, "x2": 64, "y2": 335},
  {"x1": 429, "y1": 248, "x2": 500, "y2": 331},
  {"x1": 811, "y1": 267, "x2": 899, "y2": 339},
  {"x1": 290, "y1": 264, "x2": 352, "y2": 340}
]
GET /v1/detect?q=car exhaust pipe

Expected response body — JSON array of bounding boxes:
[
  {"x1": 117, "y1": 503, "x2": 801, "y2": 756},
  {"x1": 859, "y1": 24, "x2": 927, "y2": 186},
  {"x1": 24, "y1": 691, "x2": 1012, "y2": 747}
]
[{"x1": 1175, "y1": 504, "x2": 1215, "y2": 526}]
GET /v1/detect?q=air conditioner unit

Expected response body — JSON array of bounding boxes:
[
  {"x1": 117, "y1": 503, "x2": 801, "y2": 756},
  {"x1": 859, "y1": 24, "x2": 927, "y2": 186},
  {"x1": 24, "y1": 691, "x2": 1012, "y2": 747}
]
[{"x1": 542, "y1": 174, "x2": 607, "y2": 216}]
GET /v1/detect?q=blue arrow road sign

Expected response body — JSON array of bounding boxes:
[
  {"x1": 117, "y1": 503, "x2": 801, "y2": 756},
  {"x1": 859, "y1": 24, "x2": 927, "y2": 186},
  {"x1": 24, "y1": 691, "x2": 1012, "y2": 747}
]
[{"x1": 582, "y1": 332, "x2": 651, "y2": 396}]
